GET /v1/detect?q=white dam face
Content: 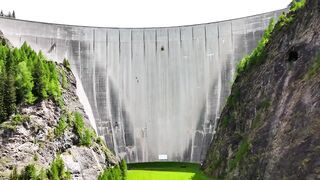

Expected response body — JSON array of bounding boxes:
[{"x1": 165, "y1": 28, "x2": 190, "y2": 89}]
[{"x1": 0, "y1": 10, "x2": 283, "y2": 162}]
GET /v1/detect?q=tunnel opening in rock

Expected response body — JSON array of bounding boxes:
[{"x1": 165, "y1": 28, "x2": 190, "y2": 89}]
[{"x1": 288, "y1": 50, "x2": 298, "y2": 62}]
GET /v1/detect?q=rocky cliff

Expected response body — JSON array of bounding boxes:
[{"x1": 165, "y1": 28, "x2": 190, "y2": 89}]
[
  {"x1": 203, "y1": 0, "x2": 320, "y2": 179},
  {"x1": 0, "y1": 34, "x2": 119, "y2": 179}
]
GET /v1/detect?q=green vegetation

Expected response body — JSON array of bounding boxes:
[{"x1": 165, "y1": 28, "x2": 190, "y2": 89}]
[
  {"x1": 61, "y1": 69, "x2": 68, "y2": 89},
  {"x1": 74, "y1": 112, "x2": 95, "y2": 146},
  {"x1": 99, "y1": 160, "x2": 128, "y2": 180},
  {"x1": 0, "y1": 114, "x2": 30, "y2": 131},
  {"x1": 259, "y1": 99, "x2": 271, "y2": 110},
  {"x1": 96, "y1": 136, "x2": 104, "y2": 145},
  {"x1": 37, "y1": 169, "x2": 48, "y2": 180},
  {"x1": 12, "y1": 114, "x2": 30, "y2": 124},
  {"x1": 211, "y1": 159, "x2": 222, "y2": 174},
  {"x1": 9, "y1": 166, "x2": 19, "y2": 180},
  {"x1": 275, "y1": 12, "x2": 294, "y2": 30},
  {"x1": 120, "y1": 159, "x2": 128, "y2": 179},
  {"x1": 237, "y1": 18, "x2": 275, "y2": 75},
  {"x1": 228, "y1": 139, "x2": 250, "y2": 172},
  {"x1": 275, "y1": 0, "x2": 306, "y2": 31},
  {"x1": 19, "y1": 164, "x2": 37, "y2": 180},
  {"x1": 10, "y1": 155, "x2": 71, "y2": 180},
  {"x1": 95, "y1": 136, "x2": 117, "y2": 163},
  {"x1": 202, "y1": 151, "x2": 226, "y2": 179},
  {"x1": 53, "y1": 111, "x2": 95, "y2": 146},
  {"x1": 222, "y1": 114, "x2": 234, "y2": 128},
  {"x1": 47, "y1": 155, "x2": 72, "y2": 180},
  {"x1": 290, "y1": 0, "x2": 306, "y2": 12},
  {"x1": 221, "y1": 88, "x2": 240, "y2": 128},
  {"x1": 81, "y1": 128, "x2": 95, "y2": 146},
  {"x1": 226, "y1": 88, "x2": 240, "y2": 109},
  {"x1": 0, "y1": 42, "x2": 64, "y2": 124},
  {"x1": 305, "y1": 53, "x2": 320, "y2": 79},
  {"x1": 237, "y1": 0, "x2": 306, "y2": 76},
  {"x1": 16, "y1": 61, "x2": 36, "y2": 104},
  {"x1": 54, "y1": 115, "x2": 68, "y2": 137},
  {"x1": 62, "y1": 58, "x2": 71, "y2": 72},
  {"x1": 99, "y1": 165, "x2": 123, "y2": 180},
  {"x1": 33, "y1": 153, "x2": 39, "y2": 162},
  {"x1": 127, "y1": 162, "x2": 210, "y2": 180},
  {"x1": 66, "y1": 112, "x2": 74, "y2": 126},
  {"x1": 74, "y1": 112, "x2": 85, "y2": 135}
]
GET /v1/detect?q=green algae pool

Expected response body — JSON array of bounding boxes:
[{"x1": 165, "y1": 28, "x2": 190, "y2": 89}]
[{"x1": 127, "y1": 162, "x2": 211, "y2": 180}]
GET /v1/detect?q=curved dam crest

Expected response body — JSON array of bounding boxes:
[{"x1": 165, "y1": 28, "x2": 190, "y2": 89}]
[{"x1": 0, "y1": 10, "x2": 284, "y2": 162}]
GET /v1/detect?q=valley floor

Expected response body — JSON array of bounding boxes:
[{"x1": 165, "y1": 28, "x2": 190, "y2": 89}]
[{"x1": 127, "y1": 162, "x2": 211, "y2": 180}]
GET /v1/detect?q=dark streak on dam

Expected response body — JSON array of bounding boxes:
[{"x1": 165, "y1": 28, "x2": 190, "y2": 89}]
[{"x1": 0, "y1": 10, "x2": 284, "y2": 162}]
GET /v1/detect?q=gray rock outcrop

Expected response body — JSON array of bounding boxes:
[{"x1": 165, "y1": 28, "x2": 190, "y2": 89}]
[
  {"x1": 0, "y1": 60, "x2": 118, "y2": 179},
  {"x1": 202, "y1": 0, "x2": 320, "y2": 179}
]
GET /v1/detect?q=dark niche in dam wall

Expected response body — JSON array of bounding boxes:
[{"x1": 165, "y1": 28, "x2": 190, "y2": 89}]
[{"x1": 0, "y1": 9, "x2": 285, "y2": 162}]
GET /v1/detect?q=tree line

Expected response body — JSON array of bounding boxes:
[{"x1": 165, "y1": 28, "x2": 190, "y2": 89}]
[{"x1": 0, "y1": 10, "x2": 16, "y2": 19}]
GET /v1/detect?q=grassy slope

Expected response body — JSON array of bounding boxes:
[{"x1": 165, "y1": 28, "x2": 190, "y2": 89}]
[{"x1": 127, "y1": 162, "x2": 211, "y2": 180}]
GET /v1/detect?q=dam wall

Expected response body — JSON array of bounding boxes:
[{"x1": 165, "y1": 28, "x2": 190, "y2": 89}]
[{"x1": 0, "y1": 10, "x2": 284, "y2": 162}]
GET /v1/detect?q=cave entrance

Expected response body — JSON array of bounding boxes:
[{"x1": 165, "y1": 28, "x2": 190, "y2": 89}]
[{"x1": 288, "y1": 50, "x2": 299, "y2": 62}]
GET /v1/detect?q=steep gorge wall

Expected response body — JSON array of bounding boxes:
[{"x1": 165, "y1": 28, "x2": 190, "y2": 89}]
[
  {"x1": 203, "y1": 0, "x2": 320, "y2": 179},
  {"x1": 0, "y1": 10, "x2": 283, "y2": 162}
]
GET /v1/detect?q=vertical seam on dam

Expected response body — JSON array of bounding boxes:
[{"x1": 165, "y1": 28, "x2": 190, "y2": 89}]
[
  {"x1": 78, "y1": 41, "x2": 81, "y2": 79},
  {"x1": 230, "y1": 21, "x2": 235, "y2": 81},
  {"x1": 92, "y1": 28, "x2": 98, "y2": 126}
]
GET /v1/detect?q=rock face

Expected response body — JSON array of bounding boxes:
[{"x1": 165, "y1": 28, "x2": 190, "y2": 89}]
[
  {"x1": 0, "y1": 61, "x2": 118, "y2": 179},
  {"x1": 203, "y1": 0, "x2": 320, "y2": 179},
  {"x1": 0, "y1": 30, "x2": 12, "y2": 47}
]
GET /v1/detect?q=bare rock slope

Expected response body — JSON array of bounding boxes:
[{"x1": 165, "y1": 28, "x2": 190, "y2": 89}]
[{"x1": 203, "y1": 0, "x2": 320, "y2": 179}]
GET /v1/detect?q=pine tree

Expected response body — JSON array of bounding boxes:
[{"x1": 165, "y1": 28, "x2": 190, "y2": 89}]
[
  {"x1": 16, "y1": 61, "x2": 36, "y2": 104},
  {"x1": 0, "y1": 66, "x2": 7, "y2": 123},
  {"x1": 32, "y1": 56, "x2": 48, "y2": 100},
  {"x1": 12, "y1": 10, "x2": 15, "y2": 19},
  {"x1": 47, "y1": 62, "x2": 61, "y2": 101},
  {"x1": 120, "y1": 159, "x2": 127, "y2": 179},
  {"x1": 0, "y1": 45, "x2": 16, "y2": 121},
  {"x1": 0, "y1": 45, "x2": 8, "y2": 62},
  {"x1": 4, "y1": 62, "x2": 16, "y2": 119}
]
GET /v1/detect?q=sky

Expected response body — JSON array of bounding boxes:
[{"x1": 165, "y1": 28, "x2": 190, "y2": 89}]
[{"x1": 1, "y1": 0, "x2": 292, "y2": 28}]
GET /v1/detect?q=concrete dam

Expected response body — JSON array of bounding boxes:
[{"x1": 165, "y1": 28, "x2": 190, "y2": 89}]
[{"x1": 0, "y1": 10, "x2": 283, "y2": 162}]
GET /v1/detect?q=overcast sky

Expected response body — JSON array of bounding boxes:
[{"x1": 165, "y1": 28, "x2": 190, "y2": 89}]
[{"x1": 1, "y1": 0, "x2": 291, "y2": 28}]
